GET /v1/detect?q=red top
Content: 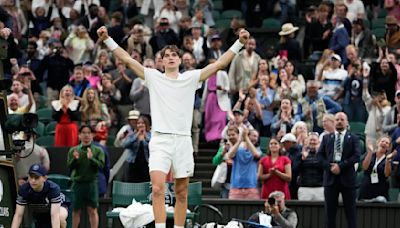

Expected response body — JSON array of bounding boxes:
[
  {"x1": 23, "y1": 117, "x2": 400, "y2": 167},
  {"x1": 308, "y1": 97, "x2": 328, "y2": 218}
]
[{"x1": 259, "y1": 155, "x2": 291, "y2": 199}]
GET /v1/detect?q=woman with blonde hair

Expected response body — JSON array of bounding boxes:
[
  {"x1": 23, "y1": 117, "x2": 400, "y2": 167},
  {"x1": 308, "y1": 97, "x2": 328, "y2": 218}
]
[
  {"x1": 291, "y1": 121, "x2": 308, "y2": 146},
  {"x1": 316, "y1": 49, "x2": 334, "y2": 80},
  {"x1": 79, "y1": 88, "x2": 111, "y2": 145},
  {"x1": 94, "y1": 50, "x2": 114, "y2": 72},
  {"x1": 52, "y1": 85, "x2": 80, "y2": 146}
]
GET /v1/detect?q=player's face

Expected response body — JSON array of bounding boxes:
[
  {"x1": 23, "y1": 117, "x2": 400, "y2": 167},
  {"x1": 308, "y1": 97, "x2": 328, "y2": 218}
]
[
  {"x1": 28, "y1": 174, "x2": 46, "y2": 192},
  {"x1": 162, "y1": 49, "x2": 181, "y2": 69}
]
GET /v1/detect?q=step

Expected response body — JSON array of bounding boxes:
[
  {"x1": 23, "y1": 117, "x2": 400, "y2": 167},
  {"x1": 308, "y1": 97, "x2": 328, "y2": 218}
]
[
  {"x1": 197, "y1": 149, "x2": 219, "y2": 157},
  {"x1": 202, "y1": 187, "x2": 220, "y2": 196},
  {"x1": 190, "y1": 178, "x2": 212, "y2": 187},
  {"x1": 194, "y1": 156, "x2": 214, "y2": 163},
  {"x1": 199, "y1": 141, "x2": 220, "y2": 150},
  {"x1": 194, "y1": 163, "x2": 215, "y2": 172},
  {"x1": 194, "y1": 170, "x2": 214, "y2": 179}
]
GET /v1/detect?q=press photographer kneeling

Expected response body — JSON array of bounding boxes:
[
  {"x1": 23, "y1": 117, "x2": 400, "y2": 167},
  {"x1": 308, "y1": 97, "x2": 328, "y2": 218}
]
[{"x1": 248, "y1": 191, "x2": 298, "y2": 228}]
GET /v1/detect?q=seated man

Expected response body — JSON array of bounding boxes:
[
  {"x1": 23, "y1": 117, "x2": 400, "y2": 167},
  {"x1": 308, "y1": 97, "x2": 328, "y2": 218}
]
[
  {"x1": 248, "y1": 191, "x2": 298, "y2": 228},
  {"x1": 11, "y1": 164, "x2": 69, "y2": 228}
]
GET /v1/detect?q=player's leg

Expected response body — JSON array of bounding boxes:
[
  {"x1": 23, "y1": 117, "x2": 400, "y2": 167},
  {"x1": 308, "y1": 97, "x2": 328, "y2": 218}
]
[
  {"x1": 150, "y1": 171, "x2": 168, "y2": 224},
  {"x1": 174, "y1": 177, "x2": 190, "y2": 226},
  {"x1": 59, "y1": 206, "x2": 68, "y2": 228}
]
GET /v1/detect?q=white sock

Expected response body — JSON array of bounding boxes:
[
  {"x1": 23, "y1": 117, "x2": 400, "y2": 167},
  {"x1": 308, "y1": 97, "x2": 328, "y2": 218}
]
[
  {"x1": 174, "y1": 226, "x2": 184, "y2": 228},
  {"x1": 156, "y1": 223, "x2": 166, "y2": 228}
]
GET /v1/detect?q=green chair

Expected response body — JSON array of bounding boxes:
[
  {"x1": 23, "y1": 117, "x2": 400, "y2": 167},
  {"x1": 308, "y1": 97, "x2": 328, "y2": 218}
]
[
  {"x1": 36, "y1": 108, "x2": 53, "y2": 124},
  {"x1": 372, "y1": 28, "x2": 386, "y2": 39},
  {"x1": 371, "y1": 18, "x2": 386, "y2": 29},
  {"x1": 378, "y1": 9, "x2": 388, "y2": 18},
  {"x1": 106, "y1": 135, "x2": 116, "y2": 146},
  {"x1": 220, "y1": 10, "x2": 242, "y2": 19},
  {"x1": 389, "y1": 188, "x2": 399, "y2": 202},
  {"x1": 36, "y1": 95, "x2": 48, "y2": 110},
  {"x1": 349, "y1": 122, "x2": 366, "y2": 135},
  {"x1": 213, "y1": 0, "x2": 223, "y2": 11},
  {"x1": 34, "y1": 121, "x2": 45, "y2": 137},
  {"x1": 212, "y1": 10, "x2": 220, "y2": 20},
  {"x1": 363, "y1": 19, "x2": 371, "y2": 29},
  {"x1": 48, "y1": 174, "x2": 71, "y2": 190},
  {"x1": 262, "y1": 18, "x2": 281, "y2": 31},
  {"x1": 45, "y1": 121, "x2": 57, "y2": 135},
  {"x1": 259, "y1": 137, "x2": 270, "y2": 155},
  {"x1": 106, "y1": 181, "x2": 152, "y2": 220},
  {"x1": 215, "y1": 18, "x2": 231, "y2": 30},
  {"x1": 36, "y1": 135, "x2": 55, "y2": 147}
]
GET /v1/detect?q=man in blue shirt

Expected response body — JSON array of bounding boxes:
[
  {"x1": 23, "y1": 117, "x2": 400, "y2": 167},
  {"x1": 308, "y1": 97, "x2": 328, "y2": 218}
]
[{"x1": 11, "y1": 164, "x2": 69, "y2": 228}]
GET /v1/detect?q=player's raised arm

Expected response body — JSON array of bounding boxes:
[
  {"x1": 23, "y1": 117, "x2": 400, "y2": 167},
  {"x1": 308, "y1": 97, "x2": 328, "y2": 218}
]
[
  {"x1": 97, "y1": 26, "x2": 145, "y2": 79},
  {"x1": 200, "y1": 29, "x2": 250, "y2": 81}
]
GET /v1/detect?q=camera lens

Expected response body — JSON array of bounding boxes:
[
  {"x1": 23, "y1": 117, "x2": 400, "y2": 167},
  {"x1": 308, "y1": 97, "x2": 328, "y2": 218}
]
[{"x1": 268, "y1": 197, "x2": 276, "y2": 206}]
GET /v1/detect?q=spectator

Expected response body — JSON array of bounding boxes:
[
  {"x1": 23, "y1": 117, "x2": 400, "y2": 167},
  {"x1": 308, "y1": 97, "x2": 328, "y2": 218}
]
[
  {"x1": 154, "y1": 0, "x2": 182, "y2": 34},
  {"x1": 130, "y1": 58, "x2": 153, "y2": 116},
  {"x1": 149, "y1": 18, "x2": 180, "y2": 55},
  {"x1": 248, "y1": 191, "x2": 298, "y2": 228},
  {"x1": 7, "y1": 82, "x2": 34, "y2": 114},
  {"x1": 363, "y1": 71, "x2": 391, "y2": 142},
  {"x1": 52, "y1": 85, "x2": 80, "y2": 147},
  {"x1": 340, "y1": 58, "x2": 368, "y2": 122},
  {"x1": 297, "y1": 132, "x2": 324, "y2": 201},
  {"x1": 344, "y1": 44, "x2": 361, "y2": 74},
  {"x1": 64, "y1": 25, "x2": 95, "y2": 65},
  {"x1": 320, "y1": 54, "x2": 348, "y2": 100},
  {"x1": 175, "y1": 0, "x2": 189, "y2": 17},
  {"x1": 256, "y1": 75, "x2": 276, "y2": 136},
  {"x1": 7, "y1": 79, "x2": 36, "y2": 113},
  {"x1": 334, "y1": 1, "x2": 352, "y2": 36},
  {"x1": 0, "y1": 8, "x2": 19, "y2": 78},
  {"x1": 271, "y1": 99, "x2": 297, "y2": 136},
  {"x1": 201, "y1": 57, "x2": 230, "y2": 142},
  {"x1": 69, "y1": 65, "x2": 91, "y2": 99},
  {"x1": 359, "y1": 137, "x2": 397, "y2": 201},
  {"x1": 191, "y1": 6, "x2": 210, "y2": 35},
  {"x1": 83, "y1": 64, "x2": 101, "y2": 90},
  {"x1": 277, "y1": 23, "x2": 302, "y2": 63},
  {"x1": 2, "y1": 0, "x2": 27, "y2": 40},
  {"x1": 122, "y1": 115, "x2": 151, "y2": 182},
  {"x1": 329, "y1": 15, "x2": 350, "y2": 67},
  {"x1": 229, "y1": 37, "x2": 261, "y2": 103},
  {"x1": 17, "y1": 41, "x2": 41, "y2": 75},
  {"x1": 281, "y1": 133, "x2": 302, "y2": 199},
  {"x1": 27, "y1": 4, "x2": 53, "y2": 37},
  {"x1": 385, "y1": 15, "x2": 400, "y2": 53},
  {"x1": 317, "y1": 112, "x2": 360, "y2": 228},
  {"x1": 98, "y1": 73, "x2": 121, "y2": 129},
  {"x1": 307, "y1": 4, "x2": 333, "y2": 55},
  {"x1": 79, "y1": 88, "x2": 111, "y2": 145},
  {"x1": 114, "y1": 110, "x2": 140, "y2": 147},
  {"x1": 92, "y1": 141, "x2": 110, "y2": 198},
  {"x1": 383, "y1": 90, "x2": 400, "y2": 135},
  {"x1": 320, "y1": 114, "x2": 336, "y2": 141},
  {"x1": 385, "y1": 0, "x2": 400, "y2": 20},
  {"x1": 107, "y1": 11, "x2": 125, "y2": 45},
  {"x1": 36, "y1": 38, "x2": 75, "y2": 104},
  {"x1": 249, "y1": 59, "x2": 273, "y2": 89},
  {"x1": 258, "y1": 137, "x2": 292, "y2": 199},
  {"x1": 78, "y1": 3, "x2": 104, "y2": 42},
  {"x1": 126, "y1": 24, "x2": 154, "y2": 60},
  {"x1": 67, "y1": 125, "x2": 105, "y2": 228},
  {"x1": 13, "y1": 131, "x2": 50, "y2": 186},
  {"x1": 177, "y1": 15, "x2": 192, "y2": 43},
  {"x1": 315, "y1": 49, "x2": 334, "y2": 80},
  {"x1": 351, "y1": 19, "x2": 375, "y2": 60},
  {"x1": 387, "y1": 52, "x2": 400, "y2": 91},
  {"x1": 192, "y1": 0, "x2": 215, "y2": 27},
  {"x1": 227, "y1": 128, "x2": 262, "y2": 199},
  {"x1": 369, "y1": 54, "x2": 397, "y2": 105},
  {"x1": 242, "y1": 88, "x2": 263, "y2": 136},
  {"x1": 221, "y1": 108, "x2": 254, "y2": 140},
  {"x1": 11, "y1": 164, "x2": 68, "y2": 228},
  {"x1": 212, "y1": 126, "x2": 239, "y2": 198},
  {"x1": 220, "y1": 18, "x2": 246, "y2": 51},
  {"x1": 296, "y1": 80, "x2": 342, "y2": 133},
  {"x1": 344, "y1": 0, "x2": 365, "y2": 21},
  {"x1": 291, "y1": 121, "x2": 308, "y2": 146},
  {"x1": 94, "y1": 49, "x2": 114, "y2": 72}
]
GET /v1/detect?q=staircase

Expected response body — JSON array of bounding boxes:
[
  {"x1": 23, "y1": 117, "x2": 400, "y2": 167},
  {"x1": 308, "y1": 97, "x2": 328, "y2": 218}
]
[{"x1": 191, "y1": 141, "x2": 221, "y2": 198}]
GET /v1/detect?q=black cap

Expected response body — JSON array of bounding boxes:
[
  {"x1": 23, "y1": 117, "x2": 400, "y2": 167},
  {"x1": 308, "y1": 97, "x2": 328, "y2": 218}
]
[
  {"x1": 233, "y1": 109, "x2": 244, "y2": 115},
  {"x1": 29, "y1": 164, "x2": 47, "y2": 177}
]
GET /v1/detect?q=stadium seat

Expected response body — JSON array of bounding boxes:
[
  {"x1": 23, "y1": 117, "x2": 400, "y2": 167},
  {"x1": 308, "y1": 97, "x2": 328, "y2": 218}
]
[
  {"x1": 378, "y1": 9, "x2": 388, "y2": 18},
  {"x1": 371, "y1": 18, "x2": 386, "y2": 29},
  {"x1": 35, "y1": 135, "x2": 55, "y2": 147},
  {"x1": 349, "y1": 122, "x2": 366, "y2": 135},
  {"x1": 106, "y1": 135, "x2": 116, "y2": 146},
  {"x1": 262, "y1": 18, "x2": 281, "y2": 31},
  {"x1": 220, "y1": 10, "x2": 242, "y2": 19},
  {"x1": 212, "y1": 10, "x2": 220, "y2": 20},
  {"x1": 48, "y1": 174, "x2": 71, "y2": 190},
  {"x1": 36, "y1": 108, "x2": 53, "y2": 124},
  {"x1": 215, "y1": 18, "x2": 231, "y2": 30},
  {"x1": 45, "y1": 121, "x2": 57, "y2": 135},
  {"x1": 389, "y1": 188, "x2": 399, "y2": 202},
  {"x1": 259, "y1": 137, "x2": 270, "y2": 155},
  {"x1": 372, "y1": 28, "x2": 386, "y2": 39},
  {"x1": 34, "y1": 121, "x2": 45, "y2": 137},
  {"x1": 213, "y1": 0, "x2": 223, "y2": 11}
]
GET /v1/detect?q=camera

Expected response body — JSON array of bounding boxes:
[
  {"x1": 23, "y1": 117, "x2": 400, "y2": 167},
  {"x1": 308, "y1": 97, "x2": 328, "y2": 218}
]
[
  {"x1": 268, "y1": 197, "x2": 276, "y2": 206},
  {"x1": 5, "y1": 113, "x2": 39, "y2": 152},
  {"x1": 19, "y1": 72, "x2": 31, "y2": 77}
]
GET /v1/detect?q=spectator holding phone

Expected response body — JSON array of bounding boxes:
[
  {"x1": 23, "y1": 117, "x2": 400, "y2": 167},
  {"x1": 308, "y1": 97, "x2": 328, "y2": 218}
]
[
  {"x1": 271, "y1": 99, "x2": 297, "y2": 137},
  {"x1": 114, "y1": 110, "x2": 140, "y2": 147},
  {"x1": 248, "y1": 191, "x2": 298, "y2": 228}
]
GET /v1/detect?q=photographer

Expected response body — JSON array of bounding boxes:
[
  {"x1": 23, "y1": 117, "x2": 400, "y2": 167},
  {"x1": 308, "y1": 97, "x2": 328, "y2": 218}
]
[{"x1": 248, "y1": 191, "x2": 298, "y2": 228}]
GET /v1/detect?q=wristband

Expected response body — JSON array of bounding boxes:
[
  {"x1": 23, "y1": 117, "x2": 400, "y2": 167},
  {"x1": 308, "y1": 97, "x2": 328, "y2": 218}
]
[
  {"x1": 104, "y1": 37, "x2": 118, "y2": 51},
  {"x1": 229, "y1": 40, "x2": 244, "y2": 54}
]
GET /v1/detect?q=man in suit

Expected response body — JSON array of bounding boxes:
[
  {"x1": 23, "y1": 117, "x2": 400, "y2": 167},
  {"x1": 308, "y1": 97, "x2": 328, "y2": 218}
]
[{"x1": 318, "y1": 112, "x2": 360, "y2": 228}]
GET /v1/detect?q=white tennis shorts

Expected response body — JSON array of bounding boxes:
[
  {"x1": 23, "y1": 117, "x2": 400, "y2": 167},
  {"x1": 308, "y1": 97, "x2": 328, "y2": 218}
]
[{"x1": 149, "y1": 132, "x2": 194, "y2": 178}]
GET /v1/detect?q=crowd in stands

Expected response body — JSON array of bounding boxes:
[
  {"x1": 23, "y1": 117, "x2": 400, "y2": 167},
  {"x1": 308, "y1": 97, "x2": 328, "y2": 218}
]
[{"x1": 2, "y1": 0, "x2": 400, "y2": 217}]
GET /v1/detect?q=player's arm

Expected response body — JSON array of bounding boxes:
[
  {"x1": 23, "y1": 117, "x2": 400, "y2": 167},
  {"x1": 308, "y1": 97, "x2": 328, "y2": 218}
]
[
  {"x1": 97, "y1": 26, "x2": 144, "y2": 79},
  {"x1": 11, "y1": 205, "x2": 25, "y2": 228},
  {"x1": 200, "y1": 29, "x2": 250, "y2": 81},
  {"x1": 50, "y1": 203, "x2": 61, "y2": 228}
]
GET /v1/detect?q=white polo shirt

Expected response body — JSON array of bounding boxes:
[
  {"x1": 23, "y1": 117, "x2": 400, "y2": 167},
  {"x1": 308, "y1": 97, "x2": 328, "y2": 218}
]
[{"x1": 144, "y1": 68, "x2": 201, "y2": 136}]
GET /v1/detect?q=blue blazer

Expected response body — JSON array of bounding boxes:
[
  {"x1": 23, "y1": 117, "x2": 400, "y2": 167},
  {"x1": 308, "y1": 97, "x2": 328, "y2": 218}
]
[{"x1": 317, "y1": 132, "x2": 360, "y2": 187}]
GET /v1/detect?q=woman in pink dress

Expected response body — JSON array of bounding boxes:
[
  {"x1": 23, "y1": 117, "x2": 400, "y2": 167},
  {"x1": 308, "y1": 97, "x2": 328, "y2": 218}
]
[{"x1": 258, "y1": 137, "x2": 292, "y2": 199}]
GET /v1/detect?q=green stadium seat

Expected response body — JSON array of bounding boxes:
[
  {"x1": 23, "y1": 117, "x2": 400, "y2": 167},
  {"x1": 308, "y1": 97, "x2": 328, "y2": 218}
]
[
  {"x1": 220, "y1": 10, "x2": 242, "y2": 19},
  {"x1": 349, "y1": 122, "x2": 366, "y2": 135},
  {"x1": 215, "y1": 18, "x2": 231, "y2": 30},
  {"x1": 36, "y1": 135, "x2": 55, "y2": 147},
  {"x1": 36, "y1": 108, "x2": 53, "y2": 124},
  {"x1": 212, "y1": 10, "x2": 220, "y2": 20},
  {"x1": 45, "y1": 121, "x2": 57, "y2": 136},
  {"x1": 260, "y1": 137, "x2": 270, "y2": 155},
  {"x1": 34, "y1": 121, "x2": 45, "y2": 137},
  {"x1": 213, "y1": 0, "x2": 223, "y2": 11},
  {"x1": 371, "y1": 18, "x2": 386, "y2": 29},
  {"x1": 372, "y1": 28, "x2": 386, "y2": 39},
  {"x1": 48, "y1": 174, "x2": 71, "y2": 190},
  {"x1": 262, "y1": 18, "x2": 281, "y2": 31}
]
